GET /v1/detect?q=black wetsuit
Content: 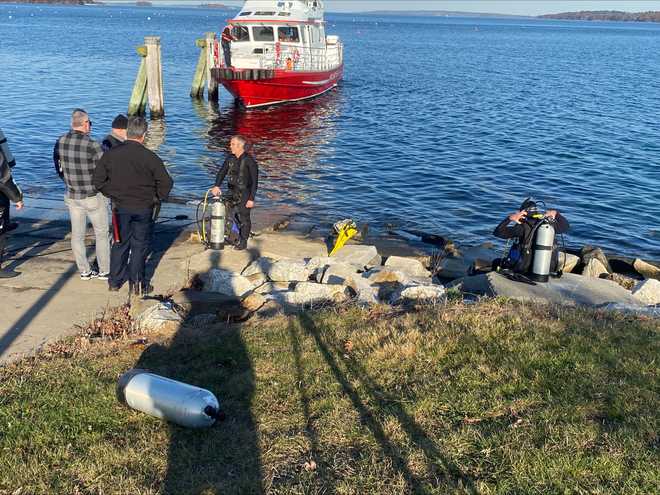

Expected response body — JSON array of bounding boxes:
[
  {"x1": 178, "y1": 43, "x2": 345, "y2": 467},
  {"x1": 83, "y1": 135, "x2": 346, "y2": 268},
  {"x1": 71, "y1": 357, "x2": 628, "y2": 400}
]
[
  {"x1": 493, "y1": 213, "x2": 570, "y2": 274},
  {"x1": 0, "y1": 132, "x2": 22, "y2": 269},
  {"x1": 214, "y1": 153, "x2": 258, "y2": 248}
]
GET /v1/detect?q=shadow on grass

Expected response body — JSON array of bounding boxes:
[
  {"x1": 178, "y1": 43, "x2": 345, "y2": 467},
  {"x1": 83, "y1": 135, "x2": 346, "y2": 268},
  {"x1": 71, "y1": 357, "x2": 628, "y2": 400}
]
[{"x1": 296, "y1": 312, "x2": 477, "y2": 494}]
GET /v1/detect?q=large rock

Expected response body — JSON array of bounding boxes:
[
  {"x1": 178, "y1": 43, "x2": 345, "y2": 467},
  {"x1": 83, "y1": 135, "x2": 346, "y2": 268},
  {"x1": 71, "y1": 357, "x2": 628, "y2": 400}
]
[
  {"x1": 436, "y1": 256, "x2": 468, "y2": 280},
  {"x1": 384, "y1": 256, "x2": 431, "y2": 278},
  {"x1": 345, "y1": 275, "x2": 381, "y2": 305},
  {"x1": 242, "y1": 257, "x2": 311, "y2": 282},
  {"x1": 633, "y1": 258, "x2": 660, "y2": 281},
  {"x1": 462, "y1": 272, "x2": 642, "y2": 308},
  {"x1": 254, "y1": 281, "x2": 293, "y2": 295},
  {"x1": 306, "y1": 256, "x2": 360, "y2": 272},
  {"x1": 204, "y1": 268, "x2": 255, "y2": 297},
  {"x1": 631, "y1": 279, "x2": 660, "y2": 306},
  {"x1": 581, "y1": 246, "x2": 612, "y2": 273},
  {"x1": 321, "y1": 262, "x2": 361, "y2": 285},
  {"x1": 172, "y1": 289, "x2": 241, "y2": 315},
  {"x1": 558, "y1": 252, "x2": 580, "y2": 273},
  {"x1": 462, "y1": 243, "x2": 500, "y2": 266},
  {"x1": 267, "y1": 282, "x2": 350, "y2": 307},
  {"x1": 390, "y1": 285, "x2": 446, "y2": 304},
  {"x1": 363, "y1": 266, "x2": 412, "y2": 286},
  {"x1": 136, "y1": 302, "x2": 182, "y2": 332},
  {"x1": 331, "y1": 245, "x2": 381, "y2": 269},
  {"x1": 582, "y1": 258, "x2": 609, "y2": 278}
]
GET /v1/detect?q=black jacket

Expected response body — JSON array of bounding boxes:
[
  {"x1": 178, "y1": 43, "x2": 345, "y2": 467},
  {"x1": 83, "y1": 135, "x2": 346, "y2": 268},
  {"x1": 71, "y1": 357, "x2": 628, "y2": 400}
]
[
  {"x1": 493, "y1": 212, "x2": 569, "y2": 273},
  {"x1": 214, "y1": 153, "x2": 258, "y2": 204},
  {"x1": 0, "y1": 132, "x2": 22, "y2": 205},
  {"x1": 102, "y1": 133, "x2": 124, "y2": 152},
  {"x1": 93, "y1": 140, "x2": 173, "y2": 210}
]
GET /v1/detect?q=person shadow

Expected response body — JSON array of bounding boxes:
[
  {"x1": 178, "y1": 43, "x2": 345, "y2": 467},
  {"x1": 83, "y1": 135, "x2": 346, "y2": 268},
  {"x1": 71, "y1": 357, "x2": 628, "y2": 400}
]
[{"x1": 133, "y1": 316, "x2": 263, "y2": 494}]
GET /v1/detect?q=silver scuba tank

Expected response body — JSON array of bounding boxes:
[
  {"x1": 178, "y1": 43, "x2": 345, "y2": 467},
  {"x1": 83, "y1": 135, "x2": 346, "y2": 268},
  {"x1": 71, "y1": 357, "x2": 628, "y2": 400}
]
[
  {"x1": 531, "y1": 221, "x2": 555, "y2": 283},
  {"x1": 210, "y1": 197, "x2": 226, "y2": 250},
  {"x1": 117, "y1": 369, "x2": 224, "y2": 428}
]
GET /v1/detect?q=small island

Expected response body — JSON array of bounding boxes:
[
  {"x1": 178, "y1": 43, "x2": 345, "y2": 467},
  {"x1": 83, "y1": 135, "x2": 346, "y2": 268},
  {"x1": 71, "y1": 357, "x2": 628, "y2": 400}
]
[{"x1": 540, "y1": 10, "x2": 660, "y2": 23}]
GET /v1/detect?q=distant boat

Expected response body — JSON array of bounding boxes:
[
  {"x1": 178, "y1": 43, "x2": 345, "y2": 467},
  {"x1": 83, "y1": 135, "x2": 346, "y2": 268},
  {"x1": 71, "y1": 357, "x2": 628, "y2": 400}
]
[{"x1": 211, "y1": 0, "x2": 344, "y2": 108}]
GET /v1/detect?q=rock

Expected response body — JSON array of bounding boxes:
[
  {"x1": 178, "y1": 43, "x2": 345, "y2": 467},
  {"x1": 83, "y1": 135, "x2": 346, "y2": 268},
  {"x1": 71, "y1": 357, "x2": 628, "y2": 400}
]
[
  {"x1": 384, "y1": 256, "x2": 431, "y2": 278},
  {"x1": 363, "y1": 266, "x2": 412, "y2": 286},
  {"x1": 321, "y1": 262, "x2": 361, "y2": 285},
  {"x1": 633, "y1": 258, "x2": 660, "y2": 281},
  {"x1": 581, "y1": 246, "x2": 612, "y2": 273},
  {"x1": 269, "y1": 259, "x2": 312, "y2": 282},
  {"x1": 268, "y1": 282, "x2": 350, "y2": 307},
  {"x1": 331, "y1": 245, "x2": 381, "y2": 269},
  {"x1": 186, "y1": 313, "x2": 217, "y2": 328},
  {"x1": 631, "y1": 279, "x2": 660, "y2": 305},
  {"x1": 462, "y1": 243, "x2": 500, "y2": 266},
  {"x1": 242, "y1": 257, "x2": 277, "y2": 277},
  {"x1": 136, "y1": 302, "x2": 182, "y2": 332},
  {"x1": 245, "y1": 272, "x2": 268, "y2": 287},
  {"x1": 254, "y1": 281, "x2": 292, "y2": 295},
  {"x1": 171, "y1": 289, "x2": 241, "y2": 315},
  {"x1": 582, "y1": 258, "x2": 609, "y2": 278},
  {"x1": 463, "y1": 272, "x2": 642, "y2": 308},
  {"x1": 606, "y1": 273, "x2": 637, "y2": 291},
  {"x1": 436, "y1": 256, "x2": 468, "y2": 280},
  {"x1": 242, "y1": 292, "x2": 267, "y2": 312},
  {"x1": 306, "y1": 256, "x2": 357, "y2": 271},
  {"x1": 204, "y1": 268, "x2": 255, "y2": 297},
  {"x1": 345, "y1": 275, "x2": 381, "y2": 305},
  {"x1": 390, "y1": 285, "x2": 446, "y2": 304},
  {"x1": 558, "y1": 252, "x2": 580, "y2": 273}
]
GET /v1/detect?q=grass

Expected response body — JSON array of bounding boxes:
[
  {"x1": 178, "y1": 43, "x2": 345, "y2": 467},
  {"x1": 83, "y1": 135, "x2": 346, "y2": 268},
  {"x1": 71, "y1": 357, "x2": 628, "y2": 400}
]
[{"x1": 0, "y1": 299, "x2": 658, "y2": 494}]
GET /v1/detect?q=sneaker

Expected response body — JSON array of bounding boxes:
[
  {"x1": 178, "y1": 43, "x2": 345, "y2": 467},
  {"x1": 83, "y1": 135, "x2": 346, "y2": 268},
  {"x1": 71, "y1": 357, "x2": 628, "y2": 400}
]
[
  {"x1": 233, "y1": 244, "x2": 247, "y2": 251},
  {"x1": 80, "y1": 270, "x2": 99, "y2": 281},
  {"x1": 108, "y1": 285, "x2": 120, "y2": 292},
  {"x1": 0, "y1": 269, "x2": 20, "y2": 279},
  {"x1": 97, "y1": 272, "x2": 109, "y2": 281}
]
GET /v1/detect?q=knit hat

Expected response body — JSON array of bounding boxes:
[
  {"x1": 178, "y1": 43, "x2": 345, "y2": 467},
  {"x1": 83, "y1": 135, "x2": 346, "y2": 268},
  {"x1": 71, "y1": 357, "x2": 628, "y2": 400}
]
[
  {"x1": 519, "y1": 198, "x2": 537, "y2": 211},
  {"x1": 111, "y1": 114, "x2": 128, "y2": 130}
]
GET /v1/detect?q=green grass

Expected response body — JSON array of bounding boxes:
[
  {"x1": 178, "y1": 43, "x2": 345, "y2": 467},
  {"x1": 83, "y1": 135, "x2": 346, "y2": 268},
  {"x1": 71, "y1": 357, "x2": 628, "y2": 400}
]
[{"x1": 0, "y1": 300, "x2": 658, "y2": 494}]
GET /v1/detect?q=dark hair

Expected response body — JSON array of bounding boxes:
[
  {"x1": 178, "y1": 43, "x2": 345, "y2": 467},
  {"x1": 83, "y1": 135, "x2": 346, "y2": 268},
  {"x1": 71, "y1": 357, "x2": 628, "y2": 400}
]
[
  {"x1": 111, "y1": 114, "x2": 128, "y2": 130},
  {"x1": 520, "y1": 198, "x2": 537, "y2": 211},
  {"x1": 127, "y1": 116, "x2": 148, "y2": 139}
]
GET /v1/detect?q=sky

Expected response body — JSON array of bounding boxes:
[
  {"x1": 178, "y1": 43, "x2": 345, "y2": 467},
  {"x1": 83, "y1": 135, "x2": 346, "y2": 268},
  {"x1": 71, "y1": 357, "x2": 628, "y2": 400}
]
[{"x1": 108, "y1": 1, "x2": 660, "y2": 15}]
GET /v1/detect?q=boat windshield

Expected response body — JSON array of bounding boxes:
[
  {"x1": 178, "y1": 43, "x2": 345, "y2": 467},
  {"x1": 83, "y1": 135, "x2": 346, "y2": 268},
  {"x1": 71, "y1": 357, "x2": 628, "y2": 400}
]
[
  {"x1": 278, "y1": 26, "x2": 300, "y2": 42},
  {"x1": 253, "y1": 26, "x2": 275, "y2": 41},
  {"x1": 231, "y1": 25, "x2": 250, "y2": 42}
]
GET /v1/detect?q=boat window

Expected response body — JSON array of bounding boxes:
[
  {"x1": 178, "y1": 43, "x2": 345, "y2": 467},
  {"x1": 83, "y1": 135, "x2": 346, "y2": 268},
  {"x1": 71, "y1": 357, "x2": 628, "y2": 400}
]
[
  {"x1": 277, "y1": 12, "x2": 291, "y2": 16},
  {"x1": 231, "y1": 25, "x2": 250, "y2": 42},
  {"x1": 278, "y1": 26, "x2": 300, "y2": 43},
  {"x1": 238, "y1": 11, "x2": 252, "y2": 16},
  {"x1": 253, "y1": 26, "x2": 275, "y2": 42},
  {"x1": 255, "y1": 11, "x2": 276, "y2": 15}
]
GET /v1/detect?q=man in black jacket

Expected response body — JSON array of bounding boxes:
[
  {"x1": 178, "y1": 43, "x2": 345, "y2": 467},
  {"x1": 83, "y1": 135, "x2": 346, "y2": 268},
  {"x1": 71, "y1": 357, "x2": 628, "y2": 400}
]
[
  {"x1": 493, "y1": 198, "x2": 570, "y2": 275},
  {"x1": 211, "y1": 135, "x2": 258, "y2": 251},
  {"x1": 0, "y1": 128, "x2": 24, "y2": 279},
  {"x1": 101, "y1": 114, "x2": 128, "y2": 152},
  {"x1": 93, "y1": 117, "x2": 173, "y2": 294}
]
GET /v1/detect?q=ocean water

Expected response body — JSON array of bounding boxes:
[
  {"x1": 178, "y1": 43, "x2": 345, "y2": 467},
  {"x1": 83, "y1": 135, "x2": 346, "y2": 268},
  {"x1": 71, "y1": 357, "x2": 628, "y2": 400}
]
[{"x1": 1, "y1": 4, "x2": 659, "y2": 258}]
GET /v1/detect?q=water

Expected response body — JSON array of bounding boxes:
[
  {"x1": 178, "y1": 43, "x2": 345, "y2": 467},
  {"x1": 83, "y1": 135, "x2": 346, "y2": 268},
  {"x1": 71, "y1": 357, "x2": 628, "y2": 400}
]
[{"x1": 1, "y1": 4, "x2": 660, "y2": 259}]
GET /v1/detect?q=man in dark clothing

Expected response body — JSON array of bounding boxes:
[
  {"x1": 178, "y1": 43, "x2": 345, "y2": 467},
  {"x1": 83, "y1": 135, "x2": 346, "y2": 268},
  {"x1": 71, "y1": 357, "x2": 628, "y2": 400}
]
[
  {"x1": 102, "y1": 114, "x2": 128, "y2": 152},
  {"x1": 221, "y1": 26, "x2": 234, "y2": 67},
  {"x1": 493, "y1": 198, "x2": 570, "y2": 275},
  {"x1": 0, "y1": 128, "x2": 24, "y2": 279},
  {"x1": 211, "y1": 135, "x2": 258, "y2": 251},
  {"x1": 93, "y1": 116, "x2": 173, "y2": 294}
]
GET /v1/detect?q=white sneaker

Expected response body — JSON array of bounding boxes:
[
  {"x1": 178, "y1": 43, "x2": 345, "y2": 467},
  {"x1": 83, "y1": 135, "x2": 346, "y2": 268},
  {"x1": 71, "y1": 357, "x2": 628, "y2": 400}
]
[
  {"x1": 80, "y1": 270, "x2": 99, "y2": 281},
  {"x1": 97, "y1": 272, "x2": 109, "y2": 281}
]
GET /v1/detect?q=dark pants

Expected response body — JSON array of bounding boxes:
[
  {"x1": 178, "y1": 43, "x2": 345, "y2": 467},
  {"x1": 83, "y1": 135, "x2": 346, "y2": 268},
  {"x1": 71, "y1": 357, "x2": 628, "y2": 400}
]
[
  {"x1": 110, "y1": 208, "x2": 153, "y2": 289},
  {"x1": 0, "y1": 194, "x2": 9, "y2": 268},
  {"x1": 222, "y1": 42, "x2": 231, "y2": 67},
  {"x1": 231, "y1": 203, "x2": 251, "y2": 248}
]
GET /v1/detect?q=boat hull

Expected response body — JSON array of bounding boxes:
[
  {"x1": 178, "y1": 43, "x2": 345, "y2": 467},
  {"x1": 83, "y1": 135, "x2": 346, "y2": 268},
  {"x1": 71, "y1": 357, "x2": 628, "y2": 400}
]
[{"x1": 214, "y1": 65, "x2": 343, "y2": 108}]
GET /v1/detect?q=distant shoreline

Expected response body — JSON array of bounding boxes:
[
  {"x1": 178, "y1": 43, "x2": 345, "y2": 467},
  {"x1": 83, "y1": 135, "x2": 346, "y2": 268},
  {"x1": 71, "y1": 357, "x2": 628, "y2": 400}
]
[{"x1": 540, "y1": 10, "x2": 660, "y2": 23}]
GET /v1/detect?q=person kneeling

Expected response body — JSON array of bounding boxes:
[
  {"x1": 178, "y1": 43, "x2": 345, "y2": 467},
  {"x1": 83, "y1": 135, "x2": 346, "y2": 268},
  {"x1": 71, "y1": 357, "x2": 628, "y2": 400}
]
[{"x1": 492, "y1": 198, "x2": 570, "y2": 280}]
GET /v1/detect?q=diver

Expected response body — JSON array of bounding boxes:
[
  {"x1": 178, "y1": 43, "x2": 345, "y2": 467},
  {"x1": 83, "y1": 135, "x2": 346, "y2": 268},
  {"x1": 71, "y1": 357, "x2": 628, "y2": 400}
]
[
  {"x1": 0, "y1": 128, "x2": 24, "y2": 278},
  {"x1": 210, "y1": 135, "x2": 258, "y2": 251},
  {"x1": 492, "y1": 198, "x2": 569, "y2": 277}
]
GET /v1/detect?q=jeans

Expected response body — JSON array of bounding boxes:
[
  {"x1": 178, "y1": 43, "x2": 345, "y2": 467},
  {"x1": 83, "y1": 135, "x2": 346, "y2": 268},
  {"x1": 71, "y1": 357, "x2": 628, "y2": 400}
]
[
  {"x1": 64, "y1": 193, "x2": 110, "y2": 274},
  {"x1": 110, "y1": 208, "x2": 153, "y2": 289}
]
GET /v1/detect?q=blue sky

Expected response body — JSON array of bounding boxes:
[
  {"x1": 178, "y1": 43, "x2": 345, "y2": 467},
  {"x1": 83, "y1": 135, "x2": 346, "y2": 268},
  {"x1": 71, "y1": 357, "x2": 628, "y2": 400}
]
[{"x1": 202, "y1": 1, "x2": 660, "y2": 15}]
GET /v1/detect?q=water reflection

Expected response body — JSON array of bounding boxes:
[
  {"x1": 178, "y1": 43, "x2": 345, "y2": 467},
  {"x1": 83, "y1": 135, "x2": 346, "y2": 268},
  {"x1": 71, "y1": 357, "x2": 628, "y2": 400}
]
[{"x1": 144, "y1": 118, "x2": 166, "y2": 152}]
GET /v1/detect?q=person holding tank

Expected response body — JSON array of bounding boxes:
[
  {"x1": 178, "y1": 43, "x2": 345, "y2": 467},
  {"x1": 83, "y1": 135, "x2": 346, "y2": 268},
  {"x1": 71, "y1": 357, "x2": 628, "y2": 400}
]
[{"x1": 210, "y1": 135, "x2": 258, "y2": 251}]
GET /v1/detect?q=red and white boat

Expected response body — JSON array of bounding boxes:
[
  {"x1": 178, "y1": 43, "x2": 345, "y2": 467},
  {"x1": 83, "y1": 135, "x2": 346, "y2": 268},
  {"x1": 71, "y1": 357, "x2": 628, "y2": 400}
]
[{"x1": 211, "y1": 0, "x2": 344, "y2": 108}]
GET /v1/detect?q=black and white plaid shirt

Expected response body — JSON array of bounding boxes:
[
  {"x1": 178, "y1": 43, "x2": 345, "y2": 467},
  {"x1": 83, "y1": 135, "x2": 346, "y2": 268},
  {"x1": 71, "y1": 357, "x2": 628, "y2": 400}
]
[{"x1": 53, "y1": 130, "x2": 103, "y2": 200}]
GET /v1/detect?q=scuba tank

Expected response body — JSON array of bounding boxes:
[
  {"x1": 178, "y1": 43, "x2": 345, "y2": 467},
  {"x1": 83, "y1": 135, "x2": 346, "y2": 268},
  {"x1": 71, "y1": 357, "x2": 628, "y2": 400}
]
[
  {"x1": 530, "y1": 220, "x2": 555, "y2": 283},
  {"x1": 117, "y1": 369, "x2": 224, "y2": 428},
  {"x1": 210, "y1": 197, "x2": 226, "y2": 250}
]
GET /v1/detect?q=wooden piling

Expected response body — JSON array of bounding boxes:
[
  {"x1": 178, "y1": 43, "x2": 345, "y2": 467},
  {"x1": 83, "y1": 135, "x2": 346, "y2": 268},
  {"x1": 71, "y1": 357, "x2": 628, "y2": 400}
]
[
  {"x1": 128, "y1": 46, "x2": 148, "y2": 116},
  {"x1": 144, "y1": 36, "x2": 164, "y2": 118},
  {"x1": 190, "y1": 38, "x2": 207, "y2": 98},
  {"x1": 205, "y1": 32, "x2": 219, "y2": 102}
]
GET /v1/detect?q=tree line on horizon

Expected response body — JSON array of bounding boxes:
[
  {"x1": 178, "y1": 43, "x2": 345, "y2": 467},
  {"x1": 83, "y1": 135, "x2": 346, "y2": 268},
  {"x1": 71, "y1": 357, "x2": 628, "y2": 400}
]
[{"x1": 540, "y1": 10, "x2": 660, "y2": 22}]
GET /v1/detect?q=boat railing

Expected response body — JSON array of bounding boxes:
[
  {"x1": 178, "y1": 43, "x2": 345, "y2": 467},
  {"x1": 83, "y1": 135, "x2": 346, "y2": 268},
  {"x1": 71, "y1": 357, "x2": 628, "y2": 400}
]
[{"x1": 226, "y1": 40, "x2": 343, "y2": 72}]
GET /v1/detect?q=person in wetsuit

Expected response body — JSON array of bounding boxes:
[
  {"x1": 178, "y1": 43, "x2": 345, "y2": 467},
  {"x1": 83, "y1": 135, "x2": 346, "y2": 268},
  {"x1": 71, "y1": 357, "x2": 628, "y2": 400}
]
[
  {"x1": 0, "y1": 128, "x2": 24, "y2": 278},
  {"x1": 211, "y1": 135, "x2": 258, "y2": 251},
  {"x1": 493, "y1": 198, "x2": 570, "y2": 275}
]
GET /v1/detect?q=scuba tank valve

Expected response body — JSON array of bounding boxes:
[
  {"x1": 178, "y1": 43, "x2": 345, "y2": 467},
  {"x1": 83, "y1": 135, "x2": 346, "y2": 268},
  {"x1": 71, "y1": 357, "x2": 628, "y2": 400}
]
[
  {"x1": 210, "y1": 197, "x2": 226, "y2": 250},
  {"x1": 530, "y1": 220, "x2": 555, "y2": 283},
  {"x1": 117, "y1": 369, "x2": 224, "y2": 428}
]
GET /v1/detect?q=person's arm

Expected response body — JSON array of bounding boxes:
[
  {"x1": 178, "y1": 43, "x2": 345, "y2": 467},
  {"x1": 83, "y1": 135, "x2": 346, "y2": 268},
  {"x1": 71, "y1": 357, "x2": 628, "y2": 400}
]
[
  {"x1": 247, "y1": 155, "x2": 258, "y2": 202},
  {"x1": 93, "y1": 153, "x2": 110, "y2": 195},
  {"x1": 211, "y1": 158, "x2": 230, "y2": 196},
  {"x1": 0, "y1": 130, "x2": 16, "y2": 168},
  {"x1": 153, "y1": 156, "x2": 174, "y2": 202},
  {"x1": 548, "y1": 211, "x2": 570, "y2": 234},
  {"x1": 53, "y1": 139, "x2": 64, "y2": 179},
  {"x1": 493, "y1": 215, "x2": 524, "y2": 239}
]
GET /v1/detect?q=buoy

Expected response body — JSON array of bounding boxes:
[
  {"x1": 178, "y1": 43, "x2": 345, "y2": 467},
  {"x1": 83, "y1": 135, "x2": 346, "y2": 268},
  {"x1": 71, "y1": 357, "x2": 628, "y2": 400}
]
[{"x1": 117, "y1": 369, "x2": 224, "y2": 428}]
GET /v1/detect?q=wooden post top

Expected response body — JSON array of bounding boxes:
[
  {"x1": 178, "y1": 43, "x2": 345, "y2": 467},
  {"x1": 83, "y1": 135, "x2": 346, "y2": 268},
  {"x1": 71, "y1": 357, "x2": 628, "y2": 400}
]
[
  {"x1": 144, "y1": 36, "x2": 161, "y2": 45},
  {"x1": 204, "y1": 32, "x2": 216, "y2": 39}
]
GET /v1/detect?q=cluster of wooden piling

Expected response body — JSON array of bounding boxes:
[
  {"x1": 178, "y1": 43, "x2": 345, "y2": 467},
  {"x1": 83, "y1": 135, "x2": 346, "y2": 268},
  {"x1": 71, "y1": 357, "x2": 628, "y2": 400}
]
[{"x1": 127, "y1": 32, "x2": 221, "y2": 119}]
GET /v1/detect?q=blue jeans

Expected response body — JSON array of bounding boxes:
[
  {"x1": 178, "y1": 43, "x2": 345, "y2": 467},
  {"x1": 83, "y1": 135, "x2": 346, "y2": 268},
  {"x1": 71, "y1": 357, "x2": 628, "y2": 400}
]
[{"x1": 110, "y1": 208, "x2": 153, "y2": 288}]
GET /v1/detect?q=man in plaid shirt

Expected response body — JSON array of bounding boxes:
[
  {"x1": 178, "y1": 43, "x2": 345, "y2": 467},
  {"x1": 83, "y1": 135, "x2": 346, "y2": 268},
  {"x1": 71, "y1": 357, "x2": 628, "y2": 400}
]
[{"x1": 53, "y1": 108, "x2": 110, "y2": 280}]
